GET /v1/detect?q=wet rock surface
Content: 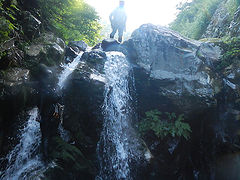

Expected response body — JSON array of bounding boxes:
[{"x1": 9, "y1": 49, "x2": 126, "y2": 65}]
[
  {"x1": 24, "y1": 33, "x2": 65, "y2": 69},
  {"x1": 1, "y1": 22, "x2": 240, "y2": 180},
  {"x1": 125, "y1": 24, "x2": 240, "y2": 179},
  {"x1": 202, "y1": 1, "x2": 231, "y2": 38},
  {"x1": 128, "y1": 24, "x2": 221, "y2": 112},
  {"x1": 21, "y1": 11, "x2": 41, "y2": 40},
  {"x1": 202, "y1": 1, "x2": 240, "y2": 38},
  {"x1": 69, "y1": 40, "x2": 89, "y2": 52}
]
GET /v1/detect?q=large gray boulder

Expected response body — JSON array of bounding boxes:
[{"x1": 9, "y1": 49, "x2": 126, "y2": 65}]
[
  {"x1": 129, "y1": 24, "x2": 221, "y2": 111},
  {"x1": 25, "y1": 33, "x2": 65, "y2": 69},
  {"x1": 68, "y1": 40, "x2": 89, "y2": 52},
  {"x1": 126, "y1": 24, "x2": 240, "y2": 180}
]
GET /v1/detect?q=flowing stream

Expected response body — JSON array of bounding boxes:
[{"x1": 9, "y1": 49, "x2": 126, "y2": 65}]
[
  {"x1": 1, "y1": 108, "x2": 44, "y2": 180},
  {"x1": 1, "y1": 53, "x2": 83, "y2": 179},
  {"x1": 97, "y1": 52, "x2": 138, "y2": 180}
]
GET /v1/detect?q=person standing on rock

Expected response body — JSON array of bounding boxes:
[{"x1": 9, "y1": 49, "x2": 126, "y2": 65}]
[{"x1": 109, "y1": 0, "x2": 127, "y2": 43}]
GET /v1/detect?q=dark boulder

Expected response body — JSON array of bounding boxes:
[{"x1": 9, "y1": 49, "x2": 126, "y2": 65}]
[
  {"x1": 128, "y1": 24, "x2": 221, "y2": 113},
  {"x1": 0, "y1": 68, "x2": 36, "y2": 155},
  {"x1": 81, "y1": 49, "x2": 107, "y2": 73},
  {"x1": 65, "y1": 46, "x2": 79, "y2": 63},
  {"x1": 24, "y1": 33, "x2": 65, "y2": 71},
  {"x1": 69, "y1": 40, "x2": 89, "y2": 52},
  {"x1": 101, "y1": 38, "x2": 120, "y2": 51},
  {"x1": 21, "y1": 11, "x2": 41, "y2": 40},
  {"x1": 125, "y1": 24, "x2": 240, "y2": 179},
  {"x1": 61, "y1": 61, "x2": 105, "y2": 170},
  {"x1": 0, "y1": 38, "x2": 24, "y2": 70}
]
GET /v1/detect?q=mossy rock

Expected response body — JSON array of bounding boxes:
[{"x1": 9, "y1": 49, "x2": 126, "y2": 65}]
[
  {"x1": 45, "y1": 137, "x2": 95, "y2": 179},
  {"x1": 23, "y1": 33, "x2": 65, "y2": 72}
]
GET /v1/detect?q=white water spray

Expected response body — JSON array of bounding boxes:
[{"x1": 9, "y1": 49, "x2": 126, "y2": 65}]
[
  {"x1": 1, "y1": 53, "x2": 84, "y2": 179},
  {"x1": 97, "y1": 52, "x2": 139, "y2": 180},
  {"x1": 57, "y1": 53, "x2": 84, "y2": 141},
  {"x1": 1, "y1": 108, "x2": 44, "y2": 180},
  {"x1": 58, "y1": 53, "x2": 83, "y2": 89}
]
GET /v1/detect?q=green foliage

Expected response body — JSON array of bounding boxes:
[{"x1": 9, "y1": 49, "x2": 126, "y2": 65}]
[
  {"x1": 138, "y1": 110, "x2": 192, "y2": 140},
  {"x1": 216, "y1": 37, "x2": 240, "y2": 71},
  {"x1": 171, "y1": 0, "x2": 240, "y2": 39},
  {"x1": 0, "y1": 0, "x2": 101, "y2": 47},
  {"x1": 48, "y1": 137, "x2": 92, "y2": 171},
  {"x1": 37, "y1": 0, "x2": 101, "y2": 45},
  {"x1": 0, "y1": 17, "x2": 12, "y2": 43},
  {"x1": 0, "y1": 0, "x2": 18, "y2": 44},
  {"x1": 170, "y1": 0, "x2": 222, "y2": 39},
  {"x1": 226, "y1": 0, "x2": 240, "y2": 17}
]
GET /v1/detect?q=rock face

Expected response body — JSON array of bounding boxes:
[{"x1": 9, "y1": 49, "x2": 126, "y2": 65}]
[
  {"x1": 21, "y1": 11, "x2": 41, "y2": 40},
  {"x1": 229, "y1": 6, "x2": 240, "y2": 37},
  {"x1": 61, "y1": 50, "x2": 106, "y2": 177},
  {"x1": 1, "y1": 23, "x2": 240, "y2": 180},
  {"x1": 0, "y1": 67, "x2": 36, "y2": 155},
  {"x1": 0, "y1": 38, "x2": 24, "y2": 70},
  {"x1": 68, "y1": 40, "x2": 89, "y2": 52},
  {"x1": 124, "y1": 24, "x2": 240, "y2": 179},
  {"x1": 202, "y1": 1, "x2": 240, "y2": 38},
  {"x1": 202, "y1": 1, "x2": 231, "y2": 38},
  {"x1": 129, "y1": 24, "x2": 221, "y2": 112},
  {"x1": 25, "y1": 33, "x2": 65, "y2": 69},
  {"x1": 81, "y1": 49, "x2": 107, "y2": 73}
]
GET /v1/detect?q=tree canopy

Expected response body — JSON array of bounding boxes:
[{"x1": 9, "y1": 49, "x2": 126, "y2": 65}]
[
  {"x1": 169, "y1": 0, "x2": 240, "y2": 40},
  {"x1": 37, "y1": 0, "x2": 101, "y2": 45},
  {"x1": 0, "y1": 0, "x2": 102, "y2": 46},
  {"x1": 170, "y1": 0, "x2": 222, "y2": 39}
]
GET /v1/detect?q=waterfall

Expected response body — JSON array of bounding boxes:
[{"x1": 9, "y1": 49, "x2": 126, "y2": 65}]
[
  {"x1": 1, "y1": 108, "x2": 45, "y2": 180},
  {"x1": 57, "y1": 53, "x2": 84, "y2": 141},
  {"x1": 58, "y1": 52, "x2": 83, "y2": 89},
  {"x1": 1, "y1": 53, "x2": 83, "y2": 179},
  {"x1": 97, "y1": 52, "x2": 138, "y2": 180}
]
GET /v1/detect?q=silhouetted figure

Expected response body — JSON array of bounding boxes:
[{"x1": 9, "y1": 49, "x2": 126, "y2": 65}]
[
  {"x1": 109, "y1": 0, "x2": 127, "y2": 43},
  {"x1": 36, "y1": 64, "x2": 62, "y2": 159}
]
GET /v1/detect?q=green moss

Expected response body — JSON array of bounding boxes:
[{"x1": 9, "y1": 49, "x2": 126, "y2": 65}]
[
  {"x1": 138, "y1": 110, "x2": 192, "y2": 140},
  {"x1": 215, "y1": 37, "x2": 240, "y2": 71}
]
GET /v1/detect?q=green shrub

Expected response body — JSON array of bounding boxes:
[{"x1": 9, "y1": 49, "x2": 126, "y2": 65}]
[
  {"x1": 170, "y1": 0, "x2": 222, "y2": 39},
  {"x1": 37, "y1": 0, "x2": 102, "y2": 45},
  {"x1": 216, "y1": 37, "x2": 240, "y2": 71},
  {"x1": 138, "y1": 110, "x2": 192, "y2": 140}
]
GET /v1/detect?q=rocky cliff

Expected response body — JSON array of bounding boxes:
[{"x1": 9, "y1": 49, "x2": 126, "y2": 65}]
[
  {"x1": 125, "y1": 24, "x2": 240, "y2": 179},
  {"x1": 1, "y1": 9, "x2": 240, "y2": 180},
  {"x1": 203, "y1": 0, "x2": 240, "y2": 38}
]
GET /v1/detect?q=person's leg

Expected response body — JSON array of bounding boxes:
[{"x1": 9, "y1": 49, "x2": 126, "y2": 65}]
[
  {"x1": 110, "y1": 26, "x2": 117, "y2": 38},
  {"x1": 118, "y1": 27, "x2": 124, "y2": 42}
]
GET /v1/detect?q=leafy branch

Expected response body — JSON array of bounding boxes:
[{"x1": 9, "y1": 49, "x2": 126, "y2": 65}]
[{"x1": 138, "y1": 110, "x2": 192, "y2": 140}]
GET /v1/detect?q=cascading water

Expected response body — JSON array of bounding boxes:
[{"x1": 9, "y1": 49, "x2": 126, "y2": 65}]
[
  {"x1": 1, "y1": 53, "x2": 83, "y2": 179},
  {"x1": 0, "y1": 108, "x2": 45, "y2": 180},
  {"x1": 97, "y1": 51, "x2": 139, "y2": 180},
  {"x1": 57, "y1": 53, "x2": 83, "y2": 141},
  {"x1": 58, "y1": 52, "x2": 83, "y2": 89}
]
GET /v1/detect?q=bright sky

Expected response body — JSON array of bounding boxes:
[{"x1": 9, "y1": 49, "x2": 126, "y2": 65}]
[{"x1": 86, "y1": 0, "x2": 190, "y2": 32}]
